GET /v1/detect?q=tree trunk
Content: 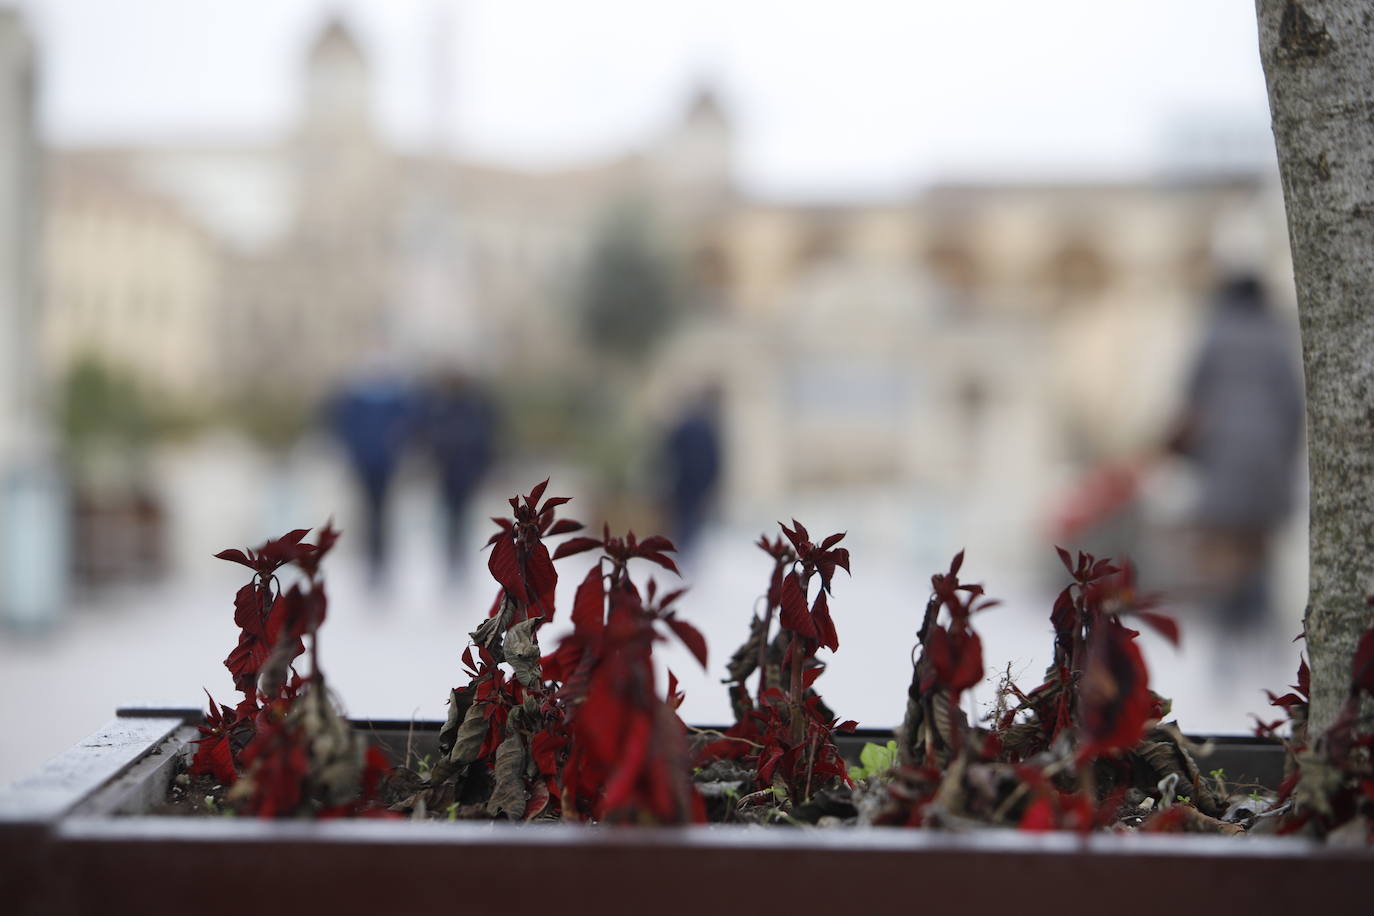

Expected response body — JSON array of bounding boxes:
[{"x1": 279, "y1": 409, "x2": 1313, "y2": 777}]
[{"x1": 1256, "y1": 0, "x2": 1374, "y2": 737}]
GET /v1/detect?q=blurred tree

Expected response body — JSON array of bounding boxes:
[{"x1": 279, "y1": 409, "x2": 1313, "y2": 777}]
[
  {"x1": 1257, "y1": 0, "x2": 1374, "y2": 735},
  {"x1": 577, "y1": 203, "x2": 680, "y2": 363},
  {"x1": 59, "y1": 356, "x2": 154, "y2": 457}
]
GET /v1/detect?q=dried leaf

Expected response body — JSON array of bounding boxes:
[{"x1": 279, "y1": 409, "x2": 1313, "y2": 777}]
[
  {"x1": 724, "y1": 614, "x2": 768, "y2": 683},
  {"x1": 449, "y1": 701, "x2": 490, "y2": 765},
  {"x1": 437, "y1": 687, "x2": 471, "y2": 760},
  {"x1": 486, "y1": 733, "x2": 529, "y2": 818},
  {"x1": 470, "y1": 597, "x2": 514, "y2": 661},
  {"x1": 506, "y1": 617, "x2": 545, "y2": 689}
]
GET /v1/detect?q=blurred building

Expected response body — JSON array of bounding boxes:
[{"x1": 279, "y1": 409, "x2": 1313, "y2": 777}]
[
  {"x1": 1, "y1": 6, "x2": 65, "y2": 627},
  {"x1": 33, "y1": 15, "x2": 1295, "y2": 578},
  {"x1": 0, "y1": 6, "x2": 38, "y2": 457}
]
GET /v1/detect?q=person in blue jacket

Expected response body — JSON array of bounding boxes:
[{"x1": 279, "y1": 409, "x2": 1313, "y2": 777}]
[
  {"x1": 421, "y1": 371, "x2": 497, "y2": 580},
  {"x1": 661, "y1": 387, "x2": 723, "y2": 560},
  {"x1": 328, "y1": 373, "x2": 417, "y2": 587}
]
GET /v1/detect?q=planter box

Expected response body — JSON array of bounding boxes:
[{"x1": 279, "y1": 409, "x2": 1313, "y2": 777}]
[{"x1": 1, "y1": 709, "x2": 1369, "y2": 916}]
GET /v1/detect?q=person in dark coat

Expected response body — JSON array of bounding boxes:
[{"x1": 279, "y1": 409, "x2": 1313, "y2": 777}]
[
  {"x1": 1168, "y1": 272, "x2": 1304, "y2": 630},
  {"x1": 422, "y1": 372, "x2": 497, "y2": 579},
  {"x1": 661, "y1": 388, "x2": 723, "y2": 559},
  {"x1": 328, "y1": 373, "x2": 417, "y2": 587}
]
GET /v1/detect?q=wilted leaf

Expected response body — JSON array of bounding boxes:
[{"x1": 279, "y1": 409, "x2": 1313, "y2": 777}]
[
  {"x1": 506, "y1": 617, "x2": 545, "y2": 689},
  {"x1": 724, "y1": 614, "x2": 767, "y2": 683},
  {"x1": 449, "y1": 701, "x2": 490, "y2": 765},
  {"x1": 486, "y1": 733, "x2": 528, "y2": 818},
  {"x1": 470, "y1": 597, "x2": 515, "y2": 660},
  {"x1": 437, "y1": 688, "x2": 470, "y2": 760}
]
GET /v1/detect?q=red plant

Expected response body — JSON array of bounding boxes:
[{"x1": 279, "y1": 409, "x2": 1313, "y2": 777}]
[
  {"x1": 190, "y1": 522, "x2": 391, "y2": 817},
  {"x1": 486, "y1": 479, "x2": 581, "y2": 622},
  {"x1": 1258, "y1": 611, "x2": 1374, "y2": 840},
  {"x1": 709, "y1": 521, "x2": 856, "y2": 806},
  {"x1": 420, "y1": 483, "x2": 708, "y2": 824},
  {"x1": 992, "y1": 551, "x2": 1176, "y2": 765}
]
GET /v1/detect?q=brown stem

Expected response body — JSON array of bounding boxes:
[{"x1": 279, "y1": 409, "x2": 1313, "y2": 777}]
[
  {"x1": 1068, "y1": 589, "x2": 1087, "y2": 723},
  {"x1": 789, "y1": 640, "x2": 805, "y2": 744},
  {"x1": 756, "y1": 558, "x2": 783, "y2": 702},
  {"x1": 803, "y1": 734, "x2": 817, "y2": 802}
]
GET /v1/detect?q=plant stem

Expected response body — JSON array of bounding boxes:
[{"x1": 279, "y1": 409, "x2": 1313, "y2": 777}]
[{"x1": 756, "y1": 559, "x2": 782, "y2": 702}]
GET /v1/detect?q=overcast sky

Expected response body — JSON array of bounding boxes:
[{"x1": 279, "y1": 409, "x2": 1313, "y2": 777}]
[{"x1": 11, "y1": 0, "x2": 1275, "y2": 198}]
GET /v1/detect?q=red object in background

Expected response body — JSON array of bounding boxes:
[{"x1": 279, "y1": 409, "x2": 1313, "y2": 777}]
[{"x1": 1050, "y1": 460, "x2": 1146, "y2": 543}]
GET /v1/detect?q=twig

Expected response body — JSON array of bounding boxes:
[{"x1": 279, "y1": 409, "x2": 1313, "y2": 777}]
[{"x1": 685, "y1": 726, "x2": 764, "y2": 750}]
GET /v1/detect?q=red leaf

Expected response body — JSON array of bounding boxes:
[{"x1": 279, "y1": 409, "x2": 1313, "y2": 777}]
[
  {"x1": 811, "y1": 590, "x2": 839, "y2": 651},
  {"x1": 921, "y1": 625, "x2": 953, "y2": 692},
  {"x1": 525, "y1": 541, "x2": 558, "y2": 618},
  {"x1": 1020, "y1": 796, "x2": 1055, "y2": 832},
  {"x1": 1077, "y1": 621, "x2": 1152, "y2": 760},
  {"x1": 949, "y1": 549, "x2": 965, "y2": 577},
  {"x1": 949, "y1": 631, "x2": 983, "y2": 692},
  {"x1": 802, "y1": 665, "x2": 824, "y2": 688},
  {"x1": 1295, "y1": 657, "x2": 1310, "y2": 699},
  {"x1": 488, "y1": 535, "x2": 527, "y2": 603},
  {"x1": 214, "y1": 548, "x2": 253, "y2": 569},
  {"x1": 657, "y1": 587, "x2": 688, "y2": 609},
  {"x1": 531, "y1": 729, "x2": 567, "y2": 775},
  {"x1": 778, "y1": 572, "x2": 818, "y2": 639},
  {"x1": 572, "y1": 565, "x2": 606, "y2": 635},
  {"x1": 553, "y1": 537, "x2": 604, "y2": 560},
  {"x1": 666, "y1": 618, "x2": 708, "y2": 669},
  {"x1": 1132, "y1": 611, "x2": 1180, "y2": 647},
  {"x1": 837, "y1": 719, "x2": 858, "y2": 732},
  {"x1": 666, "y1": 669, "x2": 686, "y2": 710},
  {"x1": 641, "y1": 552, "x2": 680, "y2": 575},
  {"x1": 821, "y1": 532, "x2": 846, "y2": 550},
  {"x1": 779, "y1": 521, "x2": 806, "y2": 552},
  {"x1": 599, "y1": 714, "x2": 651, "y2": 818},
  {"x1": 637, "y1": 535, "x2": 677, "y2": 554},
  {"x1": 527, "y1": 478, "x2": 549, "y2": 508},
  {"x1": 1055, "y1": 545, "x2": 1074, "y2": 576},
  {"x1": 546, "y1": 519, "x2": 584, "y2": 537},
  {"x1": 190, "y1": 734, "x2": 238, "y2": 785},
  {"x1": 232, "y1": 582, "x2": 266, "y2": 633}
]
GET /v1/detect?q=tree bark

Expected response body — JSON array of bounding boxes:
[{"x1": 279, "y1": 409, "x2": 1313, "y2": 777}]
[{"x1": 1256, "y1": 0, "x2": 1374, "y2": 737}]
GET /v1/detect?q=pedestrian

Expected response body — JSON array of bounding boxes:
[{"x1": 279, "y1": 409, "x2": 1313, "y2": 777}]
[
  {"x1": 327, "y1": 372, "x2": 416, "y2": 588},
  {"x1": 421, "y1": 371, "x2": 497, "y2": 581},
  {"x1": 1167, "y1": 272, "x2": 1304, "y2": 632}
]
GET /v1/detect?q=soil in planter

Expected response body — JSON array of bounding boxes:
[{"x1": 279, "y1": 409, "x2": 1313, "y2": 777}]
[{"x1": 151, "y1": 771, "x2": 234, "y2": 818}]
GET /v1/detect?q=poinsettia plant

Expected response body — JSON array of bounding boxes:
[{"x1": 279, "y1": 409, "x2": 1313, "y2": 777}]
[
  {"x1": 189, "y1": 523, "x2": 389, "y2": 817},
  {"x1": 392, "y1": 481, "x2": 708, "y2": 824},
  {"x1": 707, "y1": 521, "x2": 856, "y2": 810},
  {"x1": 178, "y1": 478, "x2": 1374, "y2": 843}
]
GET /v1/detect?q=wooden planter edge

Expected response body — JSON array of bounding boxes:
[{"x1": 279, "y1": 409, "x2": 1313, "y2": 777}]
[{"x1": 1, "y1": 709, "x2": 1370, "y2": 916}]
